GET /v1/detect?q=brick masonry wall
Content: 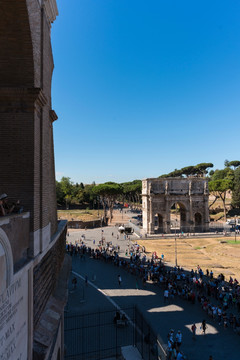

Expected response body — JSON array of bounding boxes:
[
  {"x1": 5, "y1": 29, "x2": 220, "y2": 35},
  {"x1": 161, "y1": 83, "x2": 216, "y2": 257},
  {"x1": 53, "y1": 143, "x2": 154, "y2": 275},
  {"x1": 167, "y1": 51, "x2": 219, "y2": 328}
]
[
  {"x1": 67, "y1": 219, "x2": 102, "y2": 229},
  {"x1": 0, "y1": 90, "x2": 35, "y2": 229},
  {"x1": 0, "y1": 0, "x2": 34, "y2": 87},
  {"x1": 40, "y1": 8, "x2": 58, "y2": 235},
  {"x1": 33, "y1": 224, "x2": 67, "y2": 329},
  {"x1": 0, "y1": 1, "x2": 58, "y2": 236}
]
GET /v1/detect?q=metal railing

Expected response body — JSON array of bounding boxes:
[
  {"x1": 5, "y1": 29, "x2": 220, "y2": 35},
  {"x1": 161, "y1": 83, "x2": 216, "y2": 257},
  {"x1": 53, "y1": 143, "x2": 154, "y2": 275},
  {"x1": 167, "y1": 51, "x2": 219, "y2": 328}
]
[{"x1": 64, "y1": 306, "x2": 167, "y2": 360}]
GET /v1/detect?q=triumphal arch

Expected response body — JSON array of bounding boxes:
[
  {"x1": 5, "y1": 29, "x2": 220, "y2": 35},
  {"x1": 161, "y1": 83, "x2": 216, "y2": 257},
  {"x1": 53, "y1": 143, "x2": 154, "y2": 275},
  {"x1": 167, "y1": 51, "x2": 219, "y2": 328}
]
[{"x1": 142, "y1": 178, "x2": 209, "y2": 234}]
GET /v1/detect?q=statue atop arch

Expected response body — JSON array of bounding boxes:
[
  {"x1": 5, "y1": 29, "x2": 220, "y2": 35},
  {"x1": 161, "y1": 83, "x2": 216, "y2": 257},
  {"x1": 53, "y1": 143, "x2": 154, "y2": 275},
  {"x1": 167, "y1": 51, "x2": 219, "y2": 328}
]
[{"x1": 142, "y1": 177, "x2": 209, "y2": 234}]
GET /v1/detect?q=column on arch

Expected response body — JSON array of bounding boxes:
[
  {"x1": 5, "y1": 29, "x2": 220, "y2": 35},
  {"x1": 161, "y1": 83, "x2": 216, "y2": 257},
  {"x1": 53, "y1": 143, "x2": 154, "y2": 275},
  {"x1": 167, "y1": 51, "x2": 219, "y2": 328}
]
[
  {"x1": 164, "y1": 198, "x2": 171, "y2": 234},
  {"x1": 148, "y1": 199, "x2": 155, "y2": 234}
]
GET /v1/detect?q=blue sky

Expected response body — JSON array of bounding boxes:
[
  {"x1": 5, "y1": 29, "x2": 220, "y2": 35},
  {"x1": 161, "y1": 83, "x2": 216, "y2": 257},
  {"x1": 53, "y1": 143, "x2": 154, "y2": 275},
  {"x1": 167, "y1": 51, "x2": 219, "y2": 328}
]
[{"x1": 52, "y1": 0, "x2": 240, "y2": 184}]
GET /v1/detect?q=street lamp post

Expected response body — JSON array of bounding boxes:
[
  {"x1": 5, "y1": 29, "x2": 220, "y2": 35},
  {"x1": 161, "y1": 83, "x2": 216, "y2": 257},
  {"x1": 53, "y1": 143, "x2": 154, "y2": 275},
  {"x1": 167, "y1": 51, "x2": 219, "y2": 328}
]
[
  {"x1": 175, "y1": 220, "x2": 177, "y2": 267},
  {"x1": 97, "y1": 196, "x2": 99, "y2": 217},
  {"x1": 235, "y1": 216, "x2": 237, "y2": 243}
]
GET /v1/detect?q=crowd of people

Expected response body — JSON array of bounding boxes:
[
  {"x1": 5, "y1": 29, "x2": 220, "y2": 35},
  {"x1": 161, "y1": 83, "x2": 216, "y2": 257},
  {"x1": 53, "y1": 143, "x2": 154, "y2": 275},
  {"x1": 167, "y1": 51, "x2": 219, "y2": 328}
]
[
  {"x1": 66, "y1": 240, "x2": 240, "y2": 331},
  {"x1": 66, "y1": 238, "x2": 240, "y2": 360}
]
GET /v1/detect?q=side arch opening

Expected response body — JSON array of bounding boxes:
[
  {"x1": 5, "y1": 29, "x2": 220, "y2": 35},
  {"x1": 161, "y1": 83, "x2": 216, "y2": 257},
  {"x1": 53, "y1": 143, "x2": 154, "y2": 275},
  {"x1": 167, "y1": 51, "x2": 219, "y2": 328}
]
[
  {"x1": 194, "y1": 212, "x2": 203, "y2": 232},
  {"x1": 154, "y1": 213, "x2": 164, "y2": 233}
]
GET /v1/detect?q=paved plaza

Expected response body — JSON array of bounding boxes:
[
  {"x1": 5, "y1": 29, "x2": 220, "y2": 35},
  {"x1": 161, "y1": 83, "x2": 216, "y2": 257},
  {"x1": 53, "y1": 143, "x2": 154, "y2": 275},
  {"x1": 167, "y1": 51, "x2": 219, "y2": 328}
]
[{"x1": 66, "y1": 223, "x2": 240, "y2": 360}]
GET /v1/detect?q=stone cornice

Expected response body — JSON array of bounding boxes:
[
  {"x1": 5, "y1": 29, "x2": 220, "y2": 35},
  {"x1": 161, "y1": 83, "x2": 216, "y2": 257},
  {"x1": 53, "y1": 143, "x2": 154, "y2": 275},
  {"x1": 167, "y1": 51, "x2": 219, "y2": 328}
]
[
  {"x1": 0, "y1": 87, "x2": 47, "y2": 112},
  {"x1": 49, "y1": 109, "x2": 58, "y2": 122},
  {"x1": 43, "y1": 0, "x2": 58, "y2": 25}
]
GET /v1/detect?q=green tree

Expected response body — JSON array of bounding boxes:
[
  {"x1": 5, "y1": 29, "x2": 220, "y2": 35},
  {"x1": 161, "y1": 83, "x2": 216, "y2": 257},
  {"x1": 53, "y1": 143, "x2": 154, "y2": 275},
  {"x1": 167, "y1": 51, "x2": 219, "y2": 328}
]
[
  {"x1": 60, "y1": 177, "x2": 74, "y2": 195},
  {"x1": 56, "y1": 181, "x2": 65, "y2": 205},
  {"x1": 83, "y1": 184, "x2": 97, "y2": 208},
  {"x1": 93, "y1": 183, "x2": 122, "y2": 222},
  {"x1": 122, "y1": 180, "x2": 142, "y2": 209},
  {"x1": 167, "y1": 169, "x2": 183, "y2": 177},
  {"x1": 229, "y1": 161, "x2": 240, "y2": 169},
  {"x1": 195, "y1": 163, "x2": 214, "y2": 177},
  {"x1": 224, "y1": 159, "x2": 230, "y2": 167},
  {"x1": 181, "y1": 166, "x2": 195, "y2": 177},
  {"x1": 209, "y1": 168, "x2": 234, "y2": 221},
  {"x1": 56, "y1": 177, "x2": 74, "y2": 208},
  {"x1": 80, "y1": 182, "x2": 85, "y2": 189},
  {"x1": 232, "y1": 167, "x2": 240, "y2": 208}
]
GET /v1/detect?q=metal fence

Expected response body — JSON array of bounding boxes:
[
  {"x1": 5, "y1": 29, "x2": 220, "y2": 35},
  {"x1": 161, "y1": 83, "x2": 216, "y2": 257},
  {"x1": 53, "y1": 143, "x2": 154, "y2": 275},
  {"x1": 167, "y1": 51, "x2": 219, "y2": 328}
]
[
  {"x1": 64, "y1": 306, "x2": 167, "y2": 360},
  {"x1": 152, "y1": 223, "x2": 234, "y2": 235},
  {"x1": 134, "y1": 306, "x2": 167, "y2": 360}
]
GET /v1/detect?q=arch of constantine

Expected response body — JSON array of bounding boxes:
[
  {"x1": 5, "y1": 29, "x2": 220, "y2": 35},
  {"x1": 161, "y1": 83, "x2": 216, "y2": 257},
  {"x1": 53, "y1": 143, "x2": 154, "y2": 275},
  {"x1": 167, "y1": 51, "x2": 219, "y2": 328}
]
[{"x1": 142, "y1": 178, "x2": 209, "y2": 234}]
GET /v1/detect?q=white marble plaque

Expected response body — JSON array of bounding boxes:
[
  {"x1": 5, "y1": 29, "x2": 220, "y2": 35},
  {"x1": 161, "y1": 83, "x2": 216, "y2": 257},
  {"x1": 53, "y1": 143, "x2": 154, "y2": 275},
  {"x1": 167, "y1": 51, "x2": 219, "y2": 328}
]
[
  {"x1": 0, "y1": 271, "x2": 28, "y2": 360},
  {"x1": 0, "y1": 243, "x2": 7, "y2": 294}
]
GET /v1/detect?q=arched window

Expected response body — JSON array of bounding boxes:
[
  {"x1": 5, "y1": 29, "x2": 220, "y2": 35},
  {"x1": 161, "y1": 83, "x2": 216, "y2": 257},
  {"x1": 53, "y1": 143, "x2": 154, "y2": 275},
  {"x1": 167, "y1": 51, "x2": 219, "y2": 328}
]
[{"x1": 195, "y1": 213, "x2": 202, "y2": 226}]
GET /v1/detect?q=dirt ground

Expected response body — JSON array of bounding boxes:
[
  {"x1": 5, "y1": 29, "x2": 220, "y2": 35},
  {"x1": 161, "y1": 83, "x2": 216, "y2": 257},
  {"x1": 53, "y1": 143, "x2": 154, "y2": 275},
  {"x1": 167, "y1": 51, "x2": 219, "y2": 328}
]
[
  {"x1": 138, "y1": 236, "x2": 240, "y2": 281},
  {"x1": 58, "y1": 209, "x2": 104, "y2": 222}
]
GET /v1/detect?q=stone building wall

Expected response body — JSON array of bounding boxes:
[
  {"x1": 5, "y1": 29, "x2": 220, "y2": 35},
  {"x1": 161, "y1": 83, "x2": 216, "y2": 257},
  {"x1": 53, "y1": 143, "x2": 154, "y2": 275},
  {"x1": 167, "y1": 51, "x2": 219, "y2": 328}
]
[
  {"x1": 0, "y1": 0, "x2": 58, "y2": 245},
  {"x1": 0, "y1": 1, "x2": 70, "y2": 360}
]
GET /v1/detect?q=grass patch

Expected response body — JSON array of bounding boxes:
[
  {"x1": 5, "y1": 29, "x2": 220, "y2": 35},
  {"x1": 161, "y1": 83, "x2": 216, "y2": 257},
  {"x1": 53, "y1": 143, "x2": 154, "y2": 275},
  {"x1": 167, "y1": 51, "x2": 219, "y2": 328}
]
[
  {"x1": 226, "y1": 240, "x2": 240, "y2": 245},
  {"x1": 194, "y1": 246, "x2": 201, "y2": 250}
]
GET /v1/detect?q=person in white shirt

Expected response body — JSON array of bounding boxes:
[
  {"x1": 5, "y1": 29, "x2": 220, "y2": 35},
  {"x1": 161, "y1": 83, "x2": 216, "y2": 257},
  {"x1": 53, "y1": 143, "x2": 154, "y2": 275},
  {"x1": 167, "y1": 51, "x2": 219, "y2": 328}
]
[
  {"x1": 118, "y1": 275, "x2": 122, "y2": 286},
  {"x1": 164, "y1": 289, "x2": 169, "y2": 303}
]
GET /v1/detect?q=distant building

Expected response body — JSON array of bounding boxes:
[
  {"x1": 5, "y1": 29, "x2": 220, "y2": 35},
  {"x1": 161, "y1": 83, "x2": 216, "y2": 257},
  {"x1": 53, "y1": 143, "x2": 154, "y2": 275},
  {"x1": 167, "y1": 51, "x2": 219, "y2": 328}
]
[{"x1": 0, "y1": 1, "x2": 70, "y2": 359}]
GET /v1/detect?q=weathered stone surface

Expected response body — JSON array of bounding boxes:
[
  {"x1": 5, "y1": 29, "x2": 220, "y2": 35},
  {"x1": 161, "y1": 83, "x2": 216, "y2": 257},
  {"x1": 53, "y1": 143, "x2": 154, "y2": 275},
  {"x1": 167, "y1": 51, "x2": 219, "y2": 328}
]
[{"x1": 142, "y1": 178, "x2": 209, "y2": 234}]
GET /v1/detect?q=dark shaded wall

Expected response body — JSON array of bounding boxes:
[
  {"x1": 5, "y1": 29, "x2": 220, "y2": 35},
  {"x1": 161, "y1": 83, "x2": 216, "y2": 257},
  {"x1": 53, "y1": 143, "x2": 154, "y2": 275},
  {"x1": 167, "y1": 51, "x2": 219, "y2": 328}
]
[
  {"x1": 33, "y1": 223, "x2": 67, "y2": 328},
  {"x1": 0, "y1": 0, "x2": 57, "y2": 236}
]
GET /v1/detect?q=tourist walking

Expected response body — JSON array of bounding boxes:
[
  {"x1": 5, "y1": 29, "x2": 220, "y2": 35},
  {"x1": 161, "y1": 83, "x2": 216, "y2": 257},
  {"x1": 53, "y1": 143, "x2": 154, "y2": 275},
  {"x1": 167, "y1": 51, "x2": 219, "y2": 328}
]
[
  {"x1": 201, "y1": 320, "x2": 207, "y2": 334},
  {"x1": 191, "y1": 323, "x2": 197, "y2": 339},
  {"x1": 118, "y1": 274, "x2": 122, "y2": 286},
  {"x1": 176, "y1": 351, "x2": 185, "y2": 360},
  {"x1": 72, "y1": 277, "x2": 77, "y2": 290},
  {"x1": 164, "y1": 289, "x2": 169, "y2": 303},
  {"x1": 136, "y1": 278, "x2": 139, "y2": 290},
  {"x1": 171, "y1": 343, "x2": 177, "y2": 359},
  {"x1": 167, "y1": 329, "x2": 174, "y2": 342},
  {"x1": 175, "y1": 330, "x2": 182, "y2": 348}
]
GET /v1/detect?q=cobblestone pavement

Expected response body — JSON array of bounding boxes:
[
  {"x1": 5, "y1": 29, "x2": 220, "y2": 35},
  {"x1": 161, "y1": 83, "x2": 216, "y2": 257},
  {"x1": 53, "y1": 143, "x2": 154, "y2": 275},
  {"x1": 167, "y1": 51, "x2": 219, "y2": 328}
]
[{"x1": 66, "y1": 223, "x2": 240, "y2": 360}]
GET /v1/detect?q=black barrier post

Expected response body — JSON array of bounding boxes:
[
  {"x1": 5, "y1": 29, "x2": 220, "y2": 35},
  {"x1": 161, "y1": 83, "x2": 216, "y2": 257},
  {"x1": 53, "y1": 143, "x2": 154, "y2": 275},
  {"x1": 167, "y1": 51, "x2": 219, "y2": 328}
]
[
  {"x1": 148, "y1": 324, "x2": 150, "y2": 360},
  {"x1": 142, "y1": 312, "x2": 144, "y2": 357},
  {"x1": 133, "y1": 306, "x2": 136, "y2": 347},
  {"x1": 116, "y1": 314, "x2": 118, "y2": 358}
]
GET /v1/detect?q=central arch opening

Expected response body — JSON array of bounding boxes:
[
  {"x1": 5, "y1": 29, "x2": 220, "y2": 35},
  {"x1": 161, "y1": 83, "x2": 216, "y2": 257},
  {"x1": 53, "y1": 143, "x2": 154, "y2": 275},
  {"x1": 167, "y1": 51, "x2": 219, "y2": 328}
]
[
  {"x1": 154, "y1": 213, "x2": 163, "y2": 233},
  {"x1": 170, "y1": 202, "x2": 187, "y2": 233}
]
